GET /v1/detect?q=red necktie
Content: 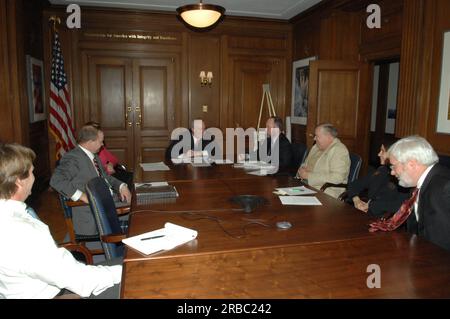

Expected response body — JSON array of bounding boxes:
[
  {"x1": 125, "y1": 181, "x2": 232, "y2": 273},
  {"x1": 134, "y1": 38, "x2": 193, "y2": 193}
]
[
  {"x1": 369, "y1": 188, "x2": 419, "y2": 232},
  {"x1": 93, "y1": 157, "x2": 102, "y2": 176}
]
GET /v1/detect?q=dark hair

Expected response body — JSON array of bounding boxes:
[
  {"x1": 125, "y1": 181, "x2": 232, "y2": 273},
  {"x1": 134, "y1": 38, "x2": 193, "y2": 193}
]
[
  {"x1": 269, "y1": 116, "x2": 284, "y2": 132},
  {"x1": 0, "y1": 143, "x2": 35, "y2": 199},
  {"x1": 77, "y1": 125, "x2": 100, "y2": 144},
  {"x1": 84, "y1": 121, "x2": 101, "y2": 130}
]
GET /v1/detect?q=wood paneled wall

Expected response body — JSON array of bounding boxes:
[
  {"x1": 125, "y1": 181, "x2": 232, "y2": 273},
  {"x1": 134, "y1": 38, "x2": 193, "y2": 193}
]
[
  {"x1": 41, "y1": 8, "x2": 292, "y2": 167},
  {"x1": 292, "y1": 0, "x2": 450, "y2": 157}
]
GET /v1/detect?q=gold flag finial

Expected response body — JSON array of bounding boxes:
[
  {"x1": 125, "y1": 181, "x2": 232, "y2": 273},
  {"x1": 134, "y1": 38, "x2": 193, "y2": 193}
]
[{"x1": 48, "y1": 16, "x2": 61, "y2": 32}]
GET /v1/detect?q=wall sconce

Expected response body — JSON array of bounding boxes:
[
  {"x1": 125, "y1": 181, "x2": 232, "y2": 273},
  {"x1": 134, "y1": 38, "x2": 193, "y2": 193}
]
[{"x1": 200, "y1": 71, "x2": 213, "y2": 87}]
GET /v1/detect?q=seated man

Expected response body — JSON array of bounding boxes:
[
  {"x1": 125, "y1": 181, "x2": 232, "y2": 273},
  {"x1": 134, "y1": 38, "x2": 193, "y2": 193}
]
[
  {"x1": 297, "y1": 123, "x2": 350, "y2": 198},
  {"x1": 258, "y1": 116, "x2": 293, "y2": 172},
  {"x1": 370, "y1": 136, "x2": 450, "y2": 251},
  {"x1": 165, "y1": 119, "x2": 216, "y2": 161},
  {"x1": 0, "y1": 143, "x2": 121, "y2": 298},
  {"x1": 50, "y1": 125, "x2": 131, "y2": 236}
]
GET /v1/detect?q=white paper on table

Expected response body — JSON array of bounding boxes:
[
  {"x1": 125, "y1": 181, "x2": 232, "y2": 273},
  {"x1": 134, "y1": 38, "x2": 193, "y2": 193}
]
[
  {"x1": 275, "y1": 186, "x2": 317, "y2": 196},
  {"x1": 139, "y1": 162, "x2": 170, "y2": 171},
  {"x1": 122, "y1": 223, "x2": 198, "y2": 255},
  {"x1": 279, "y1": 196, "x2": 322, "y2": 206},
  {"x1": 247, "y1": 169, "x2": 269, "y2": 176}
]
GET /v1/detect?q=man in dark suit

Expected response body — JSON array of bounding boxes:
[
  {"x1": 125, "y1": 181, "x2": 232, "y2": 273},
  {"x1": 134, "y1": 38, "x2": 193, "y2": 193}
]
[
  {"x1": 388, "y1": 135, "x2": 450, "y2": 251},
  {"x1": 258, "y1": 116, "x2": 293, "y2": 172},
  {"x1": 165, "y1": 119, "x2": 216, "y2": 162},
  {"x1": 50, "y1": 125, "x2": 131, "y2": 235}
]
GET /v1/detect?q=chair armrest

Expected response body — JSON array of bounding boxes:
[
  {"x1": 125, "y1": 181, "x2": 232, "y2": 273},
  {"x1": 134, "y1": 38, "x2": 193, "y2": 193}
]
[
  {"x1": 101, "y1": 234, "x2": 126, "y2": 243},
  {"x1": 320, "y1": 182, "x2": 348, "y2": 192},
  {"x1": 338, "y1": 191, "x2": 349, "y2": 202},
  {"x1": 116, "y1": 205, "x2": 130, "y2": 216},
  {"x1": 59, "y1": 242, "x2": 93, "y2": 265},
  {"x1": 65, "y1": 200, "x2": 87, "y2": 208}
]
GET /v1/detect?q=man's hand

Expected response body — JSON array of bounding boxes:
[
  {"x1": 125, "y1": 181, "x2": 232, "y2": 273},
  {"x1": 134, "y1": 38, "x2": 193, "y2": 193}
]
[
  {"x1": 106, "y1": 162, "x2": 115, "y2": 174},
  {"x1": 119, "y1": 185, "x2": 132, "y2": 204},
  {"x1": 298, "y1": 166, "x2": 309, "y2": 180},
  {"x1": 353, "y1": 196, "x2": 369, "y2": 213},
  {"x1": 79, "y1": 193, "x2": 89, "y2": 204}
]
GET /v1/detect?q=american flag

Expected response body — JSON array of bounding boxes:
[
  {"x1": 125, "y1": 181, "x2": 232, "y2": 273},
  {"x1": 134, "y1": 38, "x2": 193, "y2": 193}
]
[{"x1": 49, "y1": 31, "x2": 76, "y2": 160}]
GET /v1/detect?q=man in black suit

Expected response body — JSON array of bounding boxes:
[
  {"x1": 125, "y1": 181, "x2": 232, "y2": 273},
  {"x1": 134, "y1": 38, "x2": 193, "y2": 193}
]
[
  {"x1": 258, "y1": 116, "x2": 293, "y2": 172},
  {"x1": 388, "y1": 135, "x2": 450, "y2": 251},
  {"x1": 165, "y1": 119, "x2": 216, "y2": 161}
]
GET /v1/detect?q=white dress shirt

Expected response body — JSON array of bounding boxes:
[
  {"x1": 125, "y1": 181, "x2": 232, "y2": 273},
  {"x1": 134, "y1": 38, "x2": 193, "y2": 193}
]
[{"x1": 0, "y1": 199, "x2": 121, "y2": 299}]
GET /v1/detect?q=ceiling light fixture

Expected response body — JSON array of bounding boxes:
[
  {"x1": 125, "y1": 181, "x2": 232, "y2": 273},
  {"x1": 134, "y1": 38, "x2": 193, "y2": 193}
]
[{"x1": 176, "y1": 0, "x2": 225, "y2": 29}]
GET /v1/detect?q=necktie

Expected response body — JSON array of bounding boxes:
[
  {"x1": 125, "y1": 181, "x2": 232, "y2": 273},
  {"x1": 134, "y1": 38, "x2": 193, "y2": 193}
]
[
  {"x1": 93, "y1": 156, "x2": 102, "y2": 176},
  {"x1": 369, "y1": 188, "x2": 419, "y2": 232},
  {"x1": 26, "y1": 206, "x2": 40, "y2": 220}
]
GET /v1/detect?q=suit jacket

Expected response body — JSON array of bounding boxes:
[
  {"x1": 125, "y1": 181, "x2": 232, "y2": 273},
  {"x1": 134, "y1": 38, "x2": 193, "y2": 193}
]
[
  {"x1": 304, "y1": 138, "x2": 350, "y2": 198},
  {"x1": 165, "y1": 131, "x2": 215, "y2": 161},
  {"x1": 407, "y1": 164, "x2": 450, "y2": 251},
  {"x1": 50, "y1": 146, "x2": 124, "y2": 199},
  {"x1": 346, "y1": 165, "x2": 410, "y2": 217},
  {"x1": 258, "y1": 133, "x2": 293, "y2": 171}
]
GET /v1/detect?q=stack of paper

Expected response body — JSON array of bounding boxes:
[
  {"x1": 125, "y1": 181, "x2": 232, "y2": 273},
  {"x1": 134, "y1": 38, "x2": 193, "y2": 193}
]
[
  {"x1": 122, "y1": 223, "x2": 197, "y2": 255},
  {"x1": 213, "y1": 159, "x2": 234, "y2": 165},
  {"x1": 279, "y1": 196, "x2": 322, "y2": 206},
  {"x1": 140, "y1": 162, "x2": 170, "y2": 171}
]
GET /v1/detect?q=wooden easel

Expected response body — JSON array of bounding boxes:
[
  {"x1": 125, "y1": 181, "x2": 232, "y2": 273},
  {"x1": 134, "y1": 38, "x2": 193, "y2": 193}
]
[{"x1": 256, "y1": 84, "x2": 276, "y2": 131}]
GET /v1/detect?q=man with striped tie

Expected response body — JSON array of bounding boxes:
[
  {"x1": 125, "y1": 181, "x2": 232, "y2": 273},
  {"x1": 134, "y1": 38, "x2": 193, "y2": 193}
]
[
  {"x1": 0, "y1": 143, "x2": 121, "y2": 298},
  {"x1": 50, "y1": 125, "x2": 131, "y2": 236}
]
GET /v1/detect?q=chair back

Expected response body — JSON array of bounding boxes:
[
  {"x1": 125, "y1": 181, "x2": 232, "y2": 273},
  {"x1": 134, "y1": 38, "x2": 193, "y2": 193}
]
[
  {"x1": 348, "y1": 153, "x2": 362, "y2": 183},
  {"x1": 291, "y1": 142, "x2": 308, "y2": 168},
  {"x1": 86, "y1": 177, "x2": 125, "y2": 260}
]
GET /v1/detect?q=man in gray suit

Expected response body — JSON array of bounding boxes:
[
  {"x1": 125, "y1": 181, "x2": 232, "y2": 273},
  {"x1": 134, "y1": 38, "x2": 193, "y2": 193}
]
[{"x1": 50, "y1": 125, "x2": 132, "y2": 235}]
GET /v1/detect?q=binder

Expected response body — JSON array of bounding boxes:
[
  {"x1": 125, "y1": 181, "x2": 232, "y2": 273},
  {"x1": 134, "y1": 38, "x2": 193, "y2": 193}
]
[{"x1": 135, "y1": 184, "x2": 179, "y2": 205}]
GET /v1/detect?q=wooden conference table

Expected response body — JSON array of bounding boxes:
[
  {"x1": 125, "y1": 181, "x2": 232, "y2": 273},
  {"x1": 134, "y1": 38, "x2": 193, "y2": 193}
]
[{"x1": 120, "y1": 163, "x2": 450, "y2": 298}]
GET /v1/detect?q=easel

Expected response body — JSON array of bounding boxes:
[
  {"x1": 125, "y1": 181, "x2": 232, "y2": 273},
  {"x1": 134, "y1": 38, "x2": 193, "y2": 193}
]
[{"x1": 256, "y1": 84, "x2": 276, "y2": 131}]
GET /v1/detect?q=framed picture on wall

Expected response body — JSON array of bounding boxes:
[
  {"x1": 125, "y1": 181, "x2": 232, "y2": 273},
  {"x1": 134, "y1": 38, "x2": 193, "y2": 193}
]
[
  {"x1": 291, "y1": 56, "x2": 316, "y2": 125},
  {"x1": 26, "y1": 55, "x2": 46, "y2": 123},
  {"x1": 436, "y1": 30, "x2": 450, "y2": 134}
]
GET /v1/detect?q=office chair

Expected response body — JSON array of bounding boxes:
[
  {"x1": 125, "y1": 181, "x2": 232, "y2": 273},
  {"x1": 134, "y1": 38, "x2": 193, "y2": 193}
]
[
  {"x1": 320, "y1": 152, "x2": 362, "y2": 198},
  {"x1": 58, "y1": 194, "x2": 104, "y2": 255},
  {"x1": 291, "y1": 142, "x2": 308, "y2": 169},
  {"x1": 86, "y1": 177, "x2": 128, "y2": 260}
]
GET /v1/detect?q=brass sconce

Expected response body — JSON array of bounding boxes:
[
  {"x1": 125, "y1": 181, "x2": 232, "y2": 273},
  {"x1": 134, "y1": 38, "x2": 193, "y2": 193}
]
[{"x1": 200, "y1": 71, "x2": 213, "y2": 87}]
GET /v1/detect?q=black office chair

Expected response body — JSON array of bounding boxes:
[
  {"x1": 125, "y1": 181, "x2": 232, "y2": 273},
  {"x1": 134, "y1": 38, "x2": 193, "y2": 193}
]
[
  {"x1": 291, "y1": 142, "x2": 308, "y2": 169},
  {"x1": 86, "y1": 177, "x2": 128, "y2": 260},
  {"x1": 320, "y1": 152, "x2": 362, "y2": 198}
]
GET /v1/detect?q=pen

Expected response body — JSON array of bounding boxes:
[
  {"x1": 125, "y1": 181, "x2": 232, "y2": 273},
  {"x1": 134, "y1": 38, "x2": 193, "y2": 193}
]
[{"x1": 140, "y1": 235, "x2": 165, "y2": 241}]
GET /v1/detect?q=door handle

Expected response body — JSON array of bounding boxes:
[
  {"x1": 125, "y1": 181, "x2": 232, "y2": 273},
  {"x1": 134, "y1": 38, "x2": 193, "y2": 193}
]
[
  {"x1": 125, "y1": 106, "x2": 132, "y2": 126},
  {"x1": 135, "y1": 106, "x2": 141, "y2": 126}
]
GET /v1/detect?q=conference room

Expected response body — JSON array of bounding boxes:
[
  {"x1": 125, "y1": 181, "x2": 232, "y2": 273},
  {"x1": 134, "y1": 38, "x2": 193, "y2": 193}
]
[{"x1": 1, "y1": 0, "x2": 450, "y2": 300}]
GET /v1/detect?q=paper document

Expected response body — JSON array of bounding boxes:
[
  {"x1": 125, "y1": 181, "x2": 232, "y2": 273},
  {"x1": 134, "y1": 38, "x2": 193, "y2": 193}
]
[
  {"x1": 279, "y1": 196, "x2": 322, "y2": 206},
  {"x1": 247, "y1": 170, "x2": 269, "y2": 176},
  {"x1": 122, "y1": 223, "x2": 197, "y2": 255},
  {"x1": 134, "y1": 181, "x2": 169, "y2": 188},
  {"x1": 275, "y1": 186, "x2": 317, "y2": 196},
  {"x1": 190, "y1": 161, "x2": 211, "y2": 167},
  {"x1": 140, "y1": 162, "x2": 170, "y2": 171}
]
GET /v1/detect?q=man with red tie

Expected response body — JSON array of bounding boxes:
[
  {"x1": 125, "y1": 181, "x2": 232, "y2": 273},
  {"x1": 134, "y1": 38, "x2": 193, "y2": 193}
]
[
  {"x1": 370, "y1": 135, "x2": 450, "y2": 251},
  {"x1": 50, "y1": 125, "x2": 131, "y2": 236}
]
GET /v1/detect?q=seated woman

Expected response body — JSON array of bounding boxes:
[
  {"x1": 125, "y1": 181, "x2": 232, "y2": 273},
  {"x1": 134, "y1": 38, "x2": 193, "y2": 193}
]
[
  {"x1": 347, "y1": 143, "x2": 409, "y2": 217},
  {"x1": 85, "y1": 121, "x2": 133, "y2": 188}
]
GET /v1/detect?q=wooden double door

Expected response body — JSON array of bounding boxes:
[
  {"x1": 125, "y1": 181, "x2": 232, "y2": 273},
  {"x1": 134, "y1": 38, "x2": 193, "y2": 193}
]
[{"x1": 83, "y1": 51, "x2": 178, "y2": 169}]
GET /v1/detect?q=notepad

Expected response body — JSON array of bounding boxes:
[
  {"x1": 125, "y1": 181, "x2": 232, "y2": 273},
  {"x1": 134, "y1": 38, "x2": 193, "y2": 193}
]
[
  {"x1": 279, "y1": 196, "x2": 322, "y2": 206},
  {"x1": 122, "y1": 223, "x2": 198, "y2": 255},
  {"x1": 275, "y1": 186, "x2": 317, "y2": 196}
]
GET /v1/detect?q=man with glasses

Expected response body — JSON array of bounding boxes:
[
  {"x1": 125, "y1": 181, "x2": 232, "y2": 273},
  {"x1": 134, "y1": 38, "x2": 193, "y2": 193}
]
[{"x1": 371, "y1": 135, "x2": 450, "y2": 251}]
